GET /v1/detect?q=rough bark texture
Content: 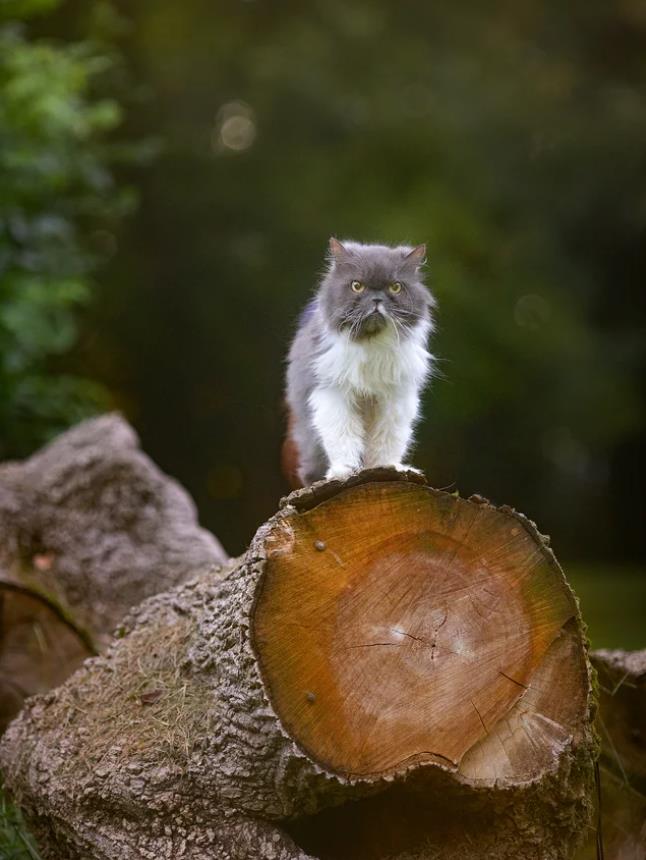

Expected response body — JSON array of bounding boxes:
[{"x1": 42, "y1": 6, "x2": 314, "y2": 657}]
[
  {"x1": 0, "y1": 471, "x2": 597, "y2": 860},
  {"x1": 0, "y1": 413, "x2": 227, "y2": 648}
]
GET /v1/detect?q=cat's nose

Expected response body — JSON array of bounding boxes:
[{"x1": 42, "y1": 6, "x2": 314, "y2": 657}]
[{"x1": 372, "y1": 297, "x2": 383, "y2": 306}]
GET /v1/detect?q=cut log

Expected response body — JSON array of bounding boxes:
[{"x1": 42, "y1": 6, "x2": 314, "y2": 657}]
[
  {"x1": 0, "y1": 471, "x2": 597, "y2": 860},
  {"x1": 0, "y1": 414, "x2": 227, "y2": 732},
  {"x1": 0, "y1": 413, "x2": 227, "y2": 647},
  {"x1": 0, "y1": 580, "x2": 94, "y2": 733}
]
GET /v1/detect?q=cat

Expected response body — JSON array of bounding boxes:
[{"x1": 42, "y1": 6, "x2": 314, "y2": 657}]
[{"x1": 283, "y1": 237, "x2": 435, "y2": 487}]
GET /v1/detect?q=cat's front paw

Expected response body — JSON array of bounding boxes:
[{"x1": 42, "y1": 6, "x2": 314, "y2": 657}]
[
  {"x1": 392, "y1": 463, "x2": 425, "y2": 477},
  {"x1": 325, "y1": 465, "x2": 356, "y2": 481}
]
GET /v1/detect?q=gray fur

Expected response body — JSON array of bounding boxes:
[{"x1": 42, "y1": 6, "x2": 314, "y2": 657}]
[{"x1": 286, "y1": 239, "x2": 435, "y2": 484}]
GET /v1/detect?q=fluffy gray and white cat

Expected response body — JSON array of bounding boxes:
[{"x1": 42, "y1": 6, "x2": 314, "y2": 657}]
[{"x1": 284, "y1": 238, "x2": 435, "y2": 486}]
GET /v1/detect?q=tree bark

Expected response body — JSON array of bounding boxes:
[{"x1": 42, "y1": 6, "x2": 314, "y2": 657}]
[
  {"x1": 0, "y1": 413, "x2": 227, "y2": 731},
  {"x1": 0, "y1": 470, "x2": 597, "y2": 860},
  {"x1": 0, "y1": 413, "x2": 227, "y2": 647}
]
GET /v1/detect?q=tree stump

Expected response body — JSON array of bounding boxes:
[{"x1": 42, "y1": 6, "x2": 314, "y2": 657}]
[{"x1": 0, "y1": 471, "x2": 597, "y2": 860}]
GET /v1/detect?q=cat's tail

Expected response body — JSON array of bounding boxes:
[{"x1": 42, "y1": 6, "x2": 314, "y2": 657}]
[{"x1": 281, "y1": 403, "x2": 304, "y2": 490}]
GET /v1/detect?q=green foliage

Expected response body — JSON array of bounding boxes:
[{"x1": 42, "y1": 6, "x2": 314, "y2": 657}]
[
  {"x1": 0, "y1": 0, "x2": 58, "y2": 20},
  {"x1": 0, "y1": 2, "x2": 134, "y2": 458},
  {"x1": 568, "y1": 565, "x2": 646, "y2": 651},
  {"x1": 0, "y1": 784, "x2": 41, "y2": 860}
]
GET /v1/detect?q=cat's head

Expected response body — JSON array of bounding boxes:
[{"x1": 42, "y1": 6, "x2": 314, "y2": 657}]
[{"x1": 319, "y1": 238, "x2": 434, "y2": 340}]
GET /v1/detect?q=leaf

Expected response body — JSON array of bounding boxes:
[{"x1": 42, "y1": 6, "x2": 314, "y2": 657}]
[{"x1": 139, "y1": 689, "x2": 163, "y2": 705}]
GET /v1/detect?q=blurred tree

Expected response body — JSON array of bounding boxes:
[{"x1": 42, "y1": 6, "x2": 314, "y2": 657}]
[
  {"x1": 26, "y1": 0, "x2": 646, "y2": 562},
  {"x1": 79, "y1": 0, "x2": 643, "y2": 560},
  {"x1": 0, "y1": 0, "x2": 138, "y2": 458}
]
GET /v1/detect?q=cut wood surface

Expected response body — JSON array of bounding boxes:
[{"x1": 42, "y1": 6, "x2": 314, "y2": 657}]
[
  {"x1": 0, "y1": 470, "x2": 597, "y2": 860},
  {"x1": 256, "y1": 479, "x2": 588, "y2": 782},
  {"x1": 0, "y1": 579, "x2": 94, "y2": 733}
]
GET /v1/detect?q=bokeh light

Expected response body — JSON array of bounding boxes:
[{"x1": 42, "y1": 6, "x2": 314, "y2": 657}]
[{"x1": 212, "y1": 101, "x2": 256, "y2": 153}]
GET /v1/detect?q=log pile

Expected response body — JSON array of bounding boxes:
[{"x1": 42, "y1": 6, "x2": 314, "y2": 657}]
[
  {"x1": 0, "y1": 415, "x2": 227, "y2": 731},
  {"x1": 0, "y1": 469, "x2": 597, "y2": 860}
]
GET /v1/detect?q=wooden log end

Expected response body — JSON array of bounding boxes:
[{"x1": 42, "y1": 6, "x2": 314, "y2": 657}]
[
  {"x1": 0, "y1": 579, "x2": 95, "y2": 733},
  {"x1": 256, "y1": 475, "x2": 593, "y2": 788}
]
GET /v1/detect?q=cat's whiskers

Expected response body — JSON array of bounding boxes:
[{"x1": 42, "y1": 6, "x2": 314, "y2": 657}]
[
  {"x1": 349, "y1": 310, "x2": 364, "y2": 340},
  {"x1": 389, "y1": 315, "x2": 402, "y2": 348}
]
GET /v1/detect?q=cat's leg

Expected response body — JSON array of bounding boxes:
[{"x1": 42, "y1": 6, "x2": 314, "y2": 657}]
[
  {"x1": 297, "y1": 436, "x2": 327, "y2": 486},
  {"x1": 363, "y1": 385, "x2": 421, "y2": 471},
  {"x1": 288, "y1": 392, "x2": 329, "y2": 486},
  {"x1": 309, "y1": 386, "x2": 364, "y2": 480}
]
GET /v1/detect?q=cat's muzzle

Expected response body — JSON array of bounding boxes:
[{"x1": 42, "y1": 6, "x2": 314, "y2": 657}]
[{"x1": 357, "y1": 309, "x2": 388, "y2": 337}]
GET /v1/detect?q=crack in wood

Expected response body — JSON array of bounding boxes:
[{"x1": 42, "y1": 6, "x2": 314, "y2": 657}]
[
  {"x1": 471, "y1": 698, "x2": 489, "y2": 734},
  {"x1": 392, "y1": 629, "x2": 433, "y2": 646},
  {"x1": 345, "y1": 642, "x2": 402, "y2": 649},
  {"x1": 499, "y1": 670, "x2": 529, "y2": 689}
]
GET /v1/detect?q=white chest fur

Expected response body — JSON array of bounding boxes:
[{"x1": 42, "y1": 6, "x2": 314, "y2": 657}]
[{"x1": 313, "y1": 323, "x2": 431, "y2": 397}]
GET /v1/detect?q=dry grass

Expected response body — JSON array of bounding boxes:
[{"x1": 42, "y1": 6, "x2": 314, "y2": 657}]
[{"x1": 40, "y1": 616, "x2": 213, "y2": 779}]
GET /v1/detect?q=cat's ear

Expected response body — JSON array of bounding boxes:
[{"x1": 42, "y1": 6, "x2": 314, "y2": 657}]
[
  {"x1": 328, "y1": 237, "x2": 350, "y2": 263},
  {"x1": 403, "y1": 243, "x2": 427, "y2": 268}
]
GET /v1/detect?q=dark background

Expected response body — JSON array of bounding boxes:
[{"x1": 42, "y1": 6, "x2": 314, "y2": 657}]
[{"x1": 6, "y1": 1, "x2": 646, "y2": 574}]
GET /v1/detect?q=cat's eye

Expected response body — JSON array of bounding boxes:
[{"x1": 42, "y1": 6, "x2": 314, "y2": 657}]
[
  {"x1": 389, "y1": 282, "x2": 402, "y2": 294},
  {"x1": 351, "y1": 280, "x2": 365, "y2": 293}
]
